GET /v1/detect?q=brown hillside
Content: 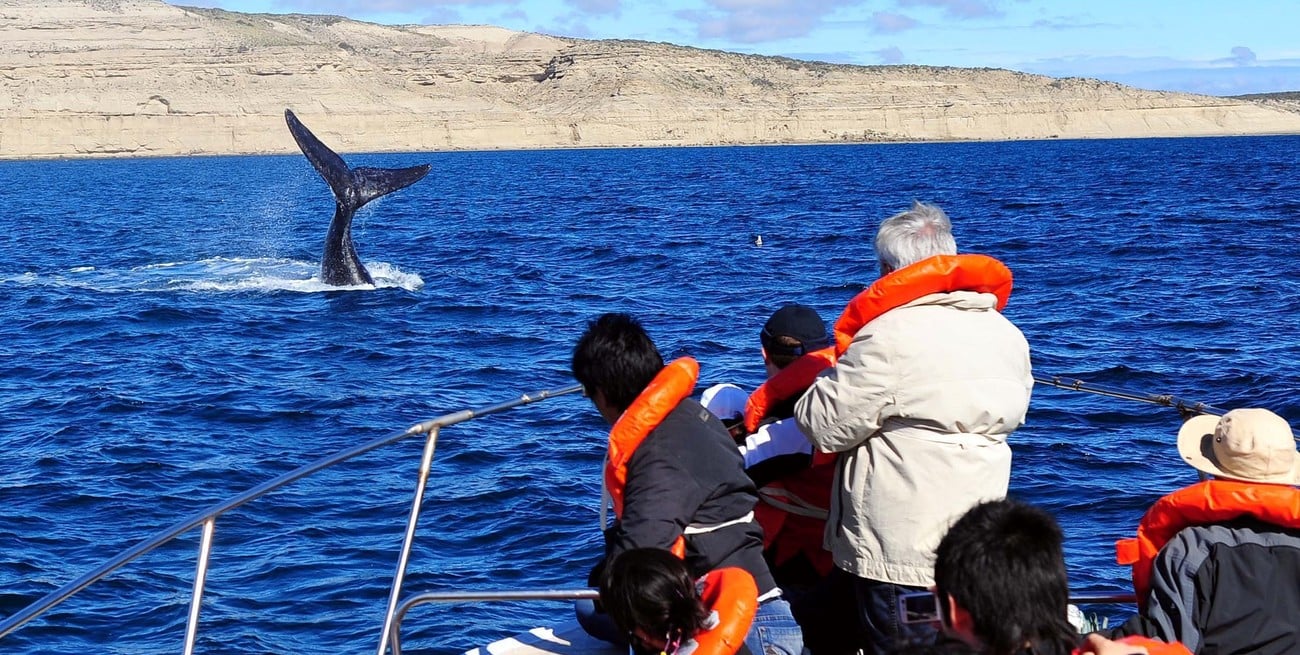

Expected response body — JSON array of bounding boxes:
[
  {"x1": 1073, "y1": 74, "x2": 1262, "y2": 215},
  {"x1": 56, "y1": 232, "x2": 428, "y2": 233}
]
[{"x1": 1, "y1": 0, "x2": 1298, "y2": 159}]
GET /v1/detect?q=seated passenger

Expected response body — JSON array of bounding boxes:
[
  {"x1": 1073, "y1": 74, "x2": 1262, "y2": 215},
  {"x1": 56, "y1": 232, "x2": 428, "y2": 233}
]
[
  {"x1": 936, "y1": 498, "x2": 1190, "y2": 655},
  {"x1": 700, "y1": 303, "x2": 837, "y2": 591},
  {"x1": 571, "y1": 313, "x2": 803, "y2": 655},
  {"x1": 600, "y1": 547, "x2": 757, "y2": 655},
  {"x1": 1113, "y1": 408, "x2": 1300, "y2": 654}
]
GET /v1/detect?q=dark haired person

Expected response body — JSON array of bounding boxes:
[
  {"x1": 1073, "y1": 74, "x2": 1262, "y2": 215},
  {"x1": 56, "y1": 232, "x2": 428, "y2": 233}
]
[
  {"x1": 934, "y1": 498, "x2": 1189, "y2": 655},
  {"x1": 1112, "y1": 408, "x2": 1300, "y2": 654},
  {"x1": 600, "y1": 547, "x2": 757, "y2": 655},
  {"x1": 794, "y1": 202, "x2": 1034, "y2": 655},
  {"x1": 702, "y1": 304, "x2": 857, "y2": 654},
  {"x1": 572, "y1": 312, "x2": 803, "y2": 655}
]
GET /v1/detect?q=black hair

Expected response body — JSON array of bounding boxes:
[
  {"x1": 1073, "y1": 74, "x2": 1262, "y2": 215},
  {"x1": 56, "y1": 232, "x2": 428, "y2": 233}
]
[
  {"x1": 572, "y1": 313, "x2": 664, "y2": 412},
  {"x1": 933, "y1": 499, "x2": 1078, "y2": 655},
  {"x1": 761, "y1": 333, "x2": 809, "y2": 369},
  {"x1": 598, "y1": 548, "x2": 709, "y2": 646}
]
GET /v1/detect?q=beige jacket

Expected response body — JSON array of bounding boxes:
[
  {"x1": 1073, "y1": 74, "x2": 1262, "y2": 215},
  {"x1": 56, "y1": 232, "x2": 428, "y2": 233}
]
[{"x1": 794, "y1": 290, "x2": 1033, "y2": 586}]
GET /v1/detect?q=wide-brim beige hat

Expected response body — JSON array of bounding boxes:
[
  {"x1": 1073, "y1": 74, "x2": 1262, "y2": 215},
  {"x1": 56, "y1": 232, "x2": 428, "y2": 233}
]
[{"x1": 1177, "y1": 409, "x2": 1300, "y2": 485}]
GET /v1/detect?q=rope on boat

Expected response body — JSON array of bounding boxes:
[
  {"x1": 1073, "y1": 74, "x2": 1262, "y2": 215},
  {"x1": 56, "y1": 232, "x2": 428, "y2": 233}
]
[{"x1": 1033, "y1": 374, "x2": 1300, "y2": 441}]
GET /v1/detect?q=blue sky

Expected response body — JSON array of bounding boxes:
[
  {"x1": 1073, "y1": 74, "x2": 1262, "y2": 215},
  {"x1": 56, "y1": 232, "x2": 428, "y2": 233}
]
[{"x1": 172, "y1": 1, "x2": 1300, "y2": 96}]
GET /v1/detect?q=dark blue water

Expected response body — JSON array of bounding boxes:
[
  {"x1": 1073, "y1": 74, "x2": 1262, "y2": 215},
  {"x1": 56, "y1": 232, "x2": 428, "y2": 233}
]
[{"x1": 1, "y1": 136, "x2": 1298, "y2": 653}]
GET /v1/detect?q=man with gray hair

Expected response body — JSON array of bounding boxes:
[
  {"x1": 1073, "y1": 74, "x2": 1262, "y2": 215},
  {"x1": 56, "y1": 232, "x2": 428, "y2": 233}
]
[{"x1": 794, "y1": 201, "x2": 1033, "y2": 655}]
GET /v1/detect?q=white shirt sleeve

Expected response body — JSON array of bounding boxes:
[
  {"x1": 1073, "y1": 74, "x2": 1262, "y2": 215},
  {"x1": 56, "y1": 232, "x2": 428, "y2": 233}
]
[{"x1": 738, "y1": 418, "x2": 812, "y2": 468}]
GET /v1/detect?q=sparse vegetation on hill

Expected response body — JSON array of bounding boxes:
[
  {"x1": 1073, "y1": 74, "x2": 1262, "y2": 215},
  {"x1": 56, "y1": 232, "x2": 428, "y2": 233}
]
[{"x1": 0, "y1": 0, "x2": 1298, "y2": 159}]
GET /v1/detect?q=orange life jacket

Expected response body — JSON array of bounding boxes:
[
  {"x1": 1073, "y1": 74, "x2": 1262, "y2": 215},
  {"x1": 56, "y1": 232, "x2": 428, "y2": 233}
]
[
  {"x1": 832, "y1": 254, "x2": 1014, "y2": 357},
  {"x1": 604, "y1": 357, "x2": 699, "y2": 557},
  {"x1": 685, "y1": 567, "x2": 758, "y2": 655},
  {"x1": 1073, "y1": 635, "x2": 1193, "y2": 655},
  {"x1": 740, "y1": 347, "x2": 837, "y2": 576},
  {"x1": 743, "y1": 347, "x2": 836, "y2": 433},
  {"x1": 1115, "y1": 479, "x2": 1300, "y2": 610}
]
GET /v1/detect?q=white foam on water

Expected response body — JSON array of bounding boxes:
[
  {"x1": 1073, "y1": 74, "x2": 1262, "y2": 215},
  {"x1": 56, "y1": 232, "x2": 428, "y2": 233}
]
[{"x1": 3, "y1": 258, "x2": 424, "y2": 293}]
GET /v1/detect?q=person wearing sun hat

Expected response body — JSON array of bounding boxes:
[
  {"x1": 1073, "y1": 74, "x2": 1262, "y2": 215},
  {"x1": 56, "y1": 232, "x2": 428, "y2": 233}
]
[
  {"x1": 1176, "y1": 408, "x2": 1300, "y2": 484},
  {"x1": 1113, "y1": 408, "x2": 1300, "y2": 655}
]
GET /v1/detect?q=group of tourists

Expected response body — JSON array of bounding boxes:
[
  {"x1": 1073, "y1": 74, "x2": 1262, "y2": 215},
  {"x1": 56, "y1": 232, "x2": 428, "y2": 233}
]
[{"x1": 567, "y1": 201, "x2": 1300, "y2": 655}]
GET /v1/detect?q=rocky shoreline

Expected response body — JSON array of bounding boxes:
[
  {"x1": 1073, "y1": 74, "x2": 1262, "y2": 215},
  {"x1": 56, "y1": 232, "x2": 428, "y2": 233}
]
[{"x1": 2, "y1": 0, "x2": 1299, "y2": 160}]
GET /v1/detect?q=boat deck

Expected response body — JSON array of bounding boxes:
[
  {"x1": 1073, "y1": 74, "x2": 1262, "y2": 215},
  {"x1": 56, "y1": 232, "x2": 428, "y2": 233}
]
[{"x1": 468, "y1": 620, "x2": 623, "y2": 655}]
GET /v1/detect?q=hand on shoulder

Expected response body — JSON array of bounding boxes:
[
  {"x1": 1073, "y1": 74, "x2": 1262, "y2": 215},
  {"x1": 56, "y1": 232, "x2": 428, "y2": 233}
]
[{"x1": 1079, "y1": 633, "x2": 1149, "y2": 655}]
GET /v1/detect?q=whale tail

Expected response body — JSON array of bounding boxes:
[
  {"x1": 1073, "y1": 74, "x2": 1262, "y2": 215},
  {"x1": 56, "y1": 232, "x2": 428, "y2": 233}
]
[
  {"x1": 284, "y1": 109, "x2": 430, "y2": 286},
  {"x1": 285, "y1": 109, "x2": 431, "y2": 211}
]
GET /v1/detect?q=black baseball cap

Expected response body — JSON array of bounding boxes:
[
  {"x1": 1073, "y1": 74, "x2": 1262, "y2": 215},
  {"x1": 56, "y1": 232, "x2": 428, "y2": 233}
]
[{"x1": 760, "y1": 304, "x2": 829, "y2": 357}]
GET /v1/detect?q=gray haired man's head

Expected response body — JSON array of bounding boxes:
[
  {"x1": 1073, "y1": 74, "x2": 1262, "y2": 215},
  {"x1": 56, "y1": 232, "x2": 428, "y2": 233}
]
[{"x1": 874, "y1": 201, "x2": 958, "y2": 274}]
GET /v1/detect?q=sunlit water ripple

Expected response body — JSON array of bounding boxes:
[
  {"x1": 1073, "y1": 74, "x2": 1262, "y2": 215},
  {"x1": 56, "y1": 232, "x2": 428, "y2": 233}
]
[{"x1": 1, "y1": 136, "x2": 1298, "y2": 653}]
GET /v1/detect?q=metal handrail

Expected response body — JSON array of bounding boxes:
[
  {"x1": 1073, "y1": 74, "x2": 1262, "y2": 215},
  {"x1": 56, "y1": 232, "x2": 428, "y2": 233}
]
[
  {"x1": 0, "y1": 383, "x2": 584, "y2": 654},
  {"x1": 388, "y1": 589, "x2": 601, "y2": 655},
  {"x1": 1069, "y1": 593, "x2": 1137, "y2": 604},
  {"x1": 383, "y1": 588, "x2": 1137, "y2": 654},
  {"x1": 0, "y1": 375, "x2": 1168, "y2": 652}
]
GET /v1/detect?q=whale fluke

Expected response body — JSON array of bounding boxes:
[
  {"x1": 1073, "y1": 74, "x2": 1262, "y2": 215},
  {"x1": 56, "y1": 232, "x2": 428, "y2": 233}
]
[{"x1": 284, "y1": 108, "x2": 431, "y2": 286}]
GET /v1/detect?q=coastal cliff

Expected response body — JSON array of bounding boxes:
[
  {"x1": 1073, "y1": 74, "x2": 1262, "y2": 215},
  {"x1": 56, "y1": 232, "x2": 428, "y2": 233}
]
[{"x1": 2, "y1": 0, "x2": 1299, "y2": 159}]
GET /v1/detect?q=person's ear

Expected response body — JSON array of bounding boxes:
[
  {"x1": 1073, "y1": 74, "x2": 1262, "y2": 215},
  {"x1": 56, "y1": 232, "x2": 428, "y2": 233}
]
[
  {"x1": 946, "y1": 595, "x2": 978, "y2": 645},
  {"x1": 591, "y1": 389, "x2": 622, "y2": 426}
]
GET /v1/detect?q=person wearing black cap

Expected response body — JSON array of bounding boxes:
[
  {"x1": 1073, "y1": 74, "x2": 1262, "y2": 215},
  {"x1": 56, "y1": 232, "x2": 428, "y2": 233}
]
[
  {"x1": 701, "y1": 304, "x2": 853, "y2": 653},
  {"x1": 703, "y1": 304, "x2": 833, "y2": 464},
  {"x1": 760, "y1": 304, "x2": 831, "y2": 372}
]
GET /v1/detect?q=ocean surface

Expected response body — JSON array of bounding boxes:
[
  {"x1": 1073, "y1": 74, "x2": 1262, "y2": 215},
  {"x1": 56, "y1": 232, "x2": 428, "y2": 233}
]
[{"x1": 1, "y1": 135, "x2": 1298, "y2": 654}]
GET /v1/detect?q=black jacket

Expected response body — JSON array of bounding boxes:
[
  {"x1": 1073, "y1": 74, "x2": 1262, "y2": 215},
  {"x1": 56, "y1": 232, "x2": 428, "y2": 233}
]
[
  {"x1": 1115, "y1": 517, "x2": 1300, "y2": 655},
  {"x1": 598, "y1": 397, "x2": 777, "y2": 595}
]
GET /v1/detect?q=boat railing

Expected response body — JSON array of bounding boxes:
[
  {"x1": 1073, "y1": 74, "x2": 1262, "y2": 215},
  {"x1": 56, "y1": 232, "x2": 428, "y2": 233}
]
[
  {"x1": 0, "y1": 383, "x2": 585, "y2": 655},
  {"x1": 2, "y1": 374, "x2": 1173, "y2": 654},
  {"x1": 383, "y1": 589, "x2": 1138, "y2": 655},
  {"x1": 388, "y1": 589, "x2": 600, "y2": 655}
]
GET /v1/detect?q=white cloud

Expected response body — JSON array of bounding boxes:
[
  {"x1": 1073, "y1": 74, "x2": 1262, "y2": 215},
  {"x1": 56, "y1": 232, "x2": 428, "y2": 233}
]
[
  {"x1": 896, "y1": 0, "x2": 1001, "y2": 20},
  {"x1": 566, "y1": 0, "x2": 621, "y2": 16},
  {"x1": 1028, "y1": 16, "x2": 1112, "y2": 31},
  {"x1": 1216, "y1": 46, "x2": 1257, "y2": 67},
  {"x1": 276, "y1": 0, "x2": 516, "y2": 12},
  {"x1": 870, "y1": 11, "x2": 918, "y2": 34},
  {"x1": 1112, "y1": 66, "x2": 1300, "y2": 96},
  {"x1": 874, "y1": 46, "x2": 905, "y2": 63},
  {"x1": 676, "y1": 0, "x2": 860, "y2": 44},
  {"x1": 1017, "y1": 51, "x2": 1300, "y2": 95}
]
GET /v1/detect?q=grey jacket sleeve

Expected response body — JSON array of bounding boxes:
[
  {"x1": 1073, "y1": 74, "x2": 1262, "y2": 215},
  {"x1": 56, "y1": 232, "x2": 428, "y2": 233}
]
[{"x1": 1140, "y1": 528, "x2": 1207, "y2": 652}]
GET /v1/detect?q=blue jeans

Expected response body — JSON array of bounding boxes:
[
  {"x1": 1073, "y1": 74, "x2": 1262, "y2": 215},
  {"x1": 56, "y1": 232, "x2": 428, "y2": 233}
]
[
  {"x1": 851, "y1": 575, "x2": 938, "y2": 655},
  {"x1": 744, "y1": 597, "x2": 805, "y2": 655},
  {"x1": 575, "y1": 599, "x2": 629, "y2": 646},
  {"x1": 792, "y1": 566, "x2": 860, "y2": 655}
]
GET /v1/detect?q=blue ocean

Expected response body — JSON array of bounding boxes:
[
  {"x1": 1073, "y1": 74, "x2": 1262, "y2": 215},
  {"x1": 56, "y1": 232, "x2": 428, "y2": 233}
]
[{"x1": 1, "y1": 136, "x2": 1298, "y2": 654}]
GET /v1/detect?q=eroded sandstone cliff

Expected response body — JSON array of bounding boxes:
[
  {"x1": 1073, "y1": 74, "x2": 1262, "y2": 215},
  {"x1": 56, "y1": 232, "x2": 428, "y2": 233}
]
[{"x1": 1, "y1": 0, "x2": 1298, "y2": 159}]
